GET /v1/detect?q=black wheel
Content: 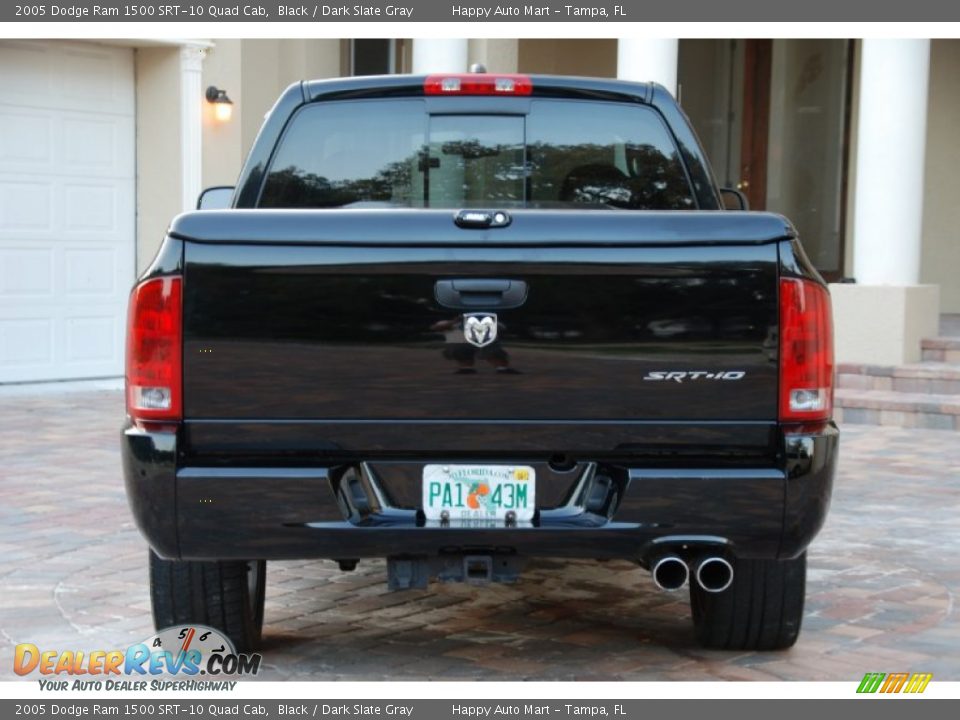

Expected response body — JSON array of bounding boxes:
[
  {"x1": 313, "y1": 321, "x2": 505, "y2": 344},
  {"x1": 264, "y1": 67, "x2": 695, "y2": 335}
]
[
  {"x1": 149, "y1": 551, "x2": 266, "y2": 653},
  {"x1": 690, "y1": 553, "x2": 806, "y2": 650}
]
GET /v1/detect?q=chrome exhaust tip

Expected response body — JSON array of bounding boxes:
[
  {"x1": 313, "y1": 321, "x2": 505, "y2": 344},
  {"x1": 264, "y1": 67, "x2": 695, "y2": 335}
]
[
  {"x1": 695, "y1": 557, "x2": 734, "y2": 593},
  {"x1": 651, "y1": 556, "x2": 689, "y2": 591}
]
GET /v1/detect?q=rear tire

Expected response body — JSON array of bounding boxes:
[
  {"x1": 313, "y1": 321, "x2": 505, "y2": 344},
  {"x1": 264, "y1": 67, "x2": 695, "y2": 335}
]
[
  {"x1": 690, "y1": 553, "x2": 806, "y2": 650},
  {"x1": 149, "y1": 551, "x2": 266, "y2": 652}
]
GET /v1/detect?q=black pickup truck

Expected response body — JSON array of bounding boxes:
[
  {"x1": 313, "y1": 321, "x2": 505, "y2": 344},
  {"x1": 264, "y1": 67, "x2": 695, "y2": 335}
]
[{"x1": 123, "y1": 73, "x2": 837, "y2": 653}]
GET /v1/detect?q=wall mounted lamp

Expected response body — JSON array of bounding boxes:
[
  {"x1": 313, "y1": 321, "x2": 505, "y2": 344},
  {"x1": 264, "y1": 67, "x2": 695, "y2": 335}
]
[{"x1": 205, "y1": 86, "x2": 234, "y2": 122}]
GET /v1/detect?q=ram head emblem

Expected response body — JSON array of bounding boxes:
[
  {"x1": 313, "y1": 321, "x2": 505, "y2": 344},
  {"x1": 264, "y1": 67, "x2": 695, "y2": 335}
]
[{"x1": 463, "y1": 313, "x2": 498, "y2": 348}]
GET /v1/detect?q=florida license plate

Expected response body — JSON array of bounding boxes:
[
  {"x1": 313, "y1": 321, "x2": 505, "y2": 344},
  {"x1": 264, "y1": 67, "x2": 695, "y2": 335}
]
[{"x1": 422, "y1": 465, "x2": 535, "y2": 523}]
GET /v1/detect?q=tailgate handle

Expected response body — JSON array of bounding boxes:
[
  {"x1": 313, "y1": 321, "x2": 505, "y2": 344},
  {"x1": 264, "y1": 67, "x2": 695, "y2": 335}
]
[
  {"x1": 454, "y1": 209, "x2": 512, "y2": 229},
  {"x1": 435, "y1": 279, "x2": 528, "y2": 310}
]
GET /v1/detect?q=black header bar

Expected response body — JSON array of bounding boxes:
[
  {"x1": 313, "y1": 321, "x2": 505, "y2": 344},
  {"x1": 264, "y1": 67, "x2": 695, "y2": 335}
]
[
  {"x1": 3, "y1": 0, "x2": 960, "y2": 22},
  {"x1": 0, "y1": 700, "x2": 957, "y2": 719}
]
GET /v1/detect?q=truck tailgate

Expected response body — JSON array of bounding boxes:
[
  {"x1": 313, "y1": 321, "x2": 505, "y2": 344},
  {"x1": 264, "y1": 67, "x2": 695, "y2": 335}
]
[{"x1": 175, "y1": 210, "x2": 786, "y2": 450}]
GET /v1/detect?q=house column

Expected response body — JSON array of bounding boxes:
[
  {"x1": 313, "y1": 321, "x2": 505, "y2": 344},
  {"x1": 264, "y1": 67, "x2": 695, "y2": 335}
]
[
  {"x1": 616, "y1": 39, "x2": 678, "y2": 95},
  {"x1": 853, "y1": 40, "x2": 929, "y2": 285},
  {"x1": 412, "y1": 39, "x2": 468, "y2": 74},
  {"x1": 831, "y1": 39, "x2": 939, "y2": 365},
  {"x1": 179, "y1": 43, "x2": 207, "y2": 212}
]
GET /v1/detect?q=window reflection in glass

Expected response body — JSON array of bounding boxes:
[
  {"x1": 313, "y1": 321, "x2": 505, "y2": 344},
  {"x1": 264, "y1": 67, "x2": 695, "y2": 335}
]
[
  {"x1": 260, "y1": 98, "x2": 695, "y2": 210},
  {"x1": 426, "y1": 115, "x2": 525, "y2": 207},
  {"x1": 527, "y1": 100, "x2": 695, "y2": 210},
  {"x1": 259, "y1": 99, "x2": 427, "y2": 209}
]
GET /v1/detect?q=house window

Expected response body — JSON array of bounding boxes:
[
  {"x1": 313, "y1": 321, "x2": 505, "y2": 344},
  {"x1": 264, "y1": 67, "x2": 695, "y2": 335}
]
[{"x1": 351, "y1": 39, "x2": 396, "y2": 75}]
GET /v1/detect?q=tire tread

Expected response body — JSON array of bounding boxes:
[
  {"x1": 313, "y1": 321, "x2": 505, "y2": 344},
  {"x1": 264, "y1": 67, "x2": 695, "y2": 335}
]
[
  {"x1": 149, "y1": 552, "x2": 264, "y2": 652},
  {"x1": 691, "y1": 553, "x2": 806, "y2": 651}
]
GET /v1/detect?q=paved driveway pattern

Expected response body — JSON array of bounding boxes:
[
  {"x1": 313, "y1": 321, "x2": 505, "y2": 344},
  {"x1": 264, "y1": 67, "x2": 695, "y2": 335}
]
[{"x1": 0, "y1": 388, "x2": 957, "y2": 681}]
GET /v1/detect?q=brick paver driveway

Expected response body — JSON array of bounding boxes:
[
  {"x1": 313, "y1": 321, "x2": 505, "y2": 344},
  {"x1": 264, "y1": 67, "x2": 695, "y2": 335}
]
[{"x1": 1, "y1": 387, "x2": 957, "y2": 681}]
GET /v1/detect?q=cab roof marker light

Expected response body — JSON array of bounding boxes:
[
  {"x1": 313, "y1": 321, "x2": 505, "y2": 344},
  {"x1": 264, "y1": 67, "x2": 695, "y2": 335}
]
[{"x1": 424, "y1": 74, "x2": 533, "y2": 96}]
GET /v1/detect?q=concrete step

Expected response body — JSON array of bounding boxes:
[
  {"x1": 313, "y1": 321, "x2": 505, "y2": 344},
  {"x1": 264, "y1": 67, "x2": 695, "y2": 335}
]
[
  {"x1": 921, "y1": 337, "x2": 960, "y2": 363},
  {"x1": 837, "y1": 361, "x2": 960, "y2": 395},
  {"x1": 835, "y1": 388, "x2": 960, "y2": 430}
]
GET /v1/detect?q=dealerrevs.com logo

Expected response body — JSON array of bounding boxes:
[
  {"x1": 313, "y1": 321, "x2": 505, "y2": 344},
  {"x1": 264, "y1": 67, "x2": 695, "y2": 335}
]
[{"x1": 14, "y1": 625, "x2": 261, "y2": 688}]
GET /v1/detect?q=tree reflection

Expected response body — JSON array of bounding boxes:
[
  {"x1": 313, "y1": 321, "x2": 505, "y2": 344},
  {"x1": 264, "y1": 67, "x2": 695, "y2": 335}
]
[
  {"x1": 259, "y1": 142, "x2": 695, "y2": 210},
  {"x1": 528, "y1": 142, "x2": 695, "y2": 210},
  {"x1": 259, "y1": 156, "x2": 416, "y2": 208}
]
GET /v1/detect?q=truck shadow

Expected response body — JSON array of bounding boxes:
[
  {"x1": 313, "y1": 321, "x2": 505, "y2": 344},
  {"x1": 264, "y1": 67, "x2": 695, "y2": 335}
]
[{"x1": 255, "y1": 558, "x2": 706, "y2": 680}]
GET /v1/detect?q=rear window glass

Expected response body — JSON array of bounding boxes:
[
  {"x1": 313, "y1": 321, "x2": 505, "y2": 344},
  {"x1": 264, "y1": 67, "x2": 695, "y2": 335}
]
[{"x1": 259, "y1": 98, "x2": 695, "y2": 210}]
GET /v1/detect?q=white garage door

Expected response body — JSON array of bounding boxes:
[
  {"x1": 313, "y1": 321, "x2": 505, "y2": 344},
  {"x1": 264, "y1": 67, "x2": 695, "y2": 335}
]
[{"x1": 0, "y1": 41, "x2": 135, "y2": 383}]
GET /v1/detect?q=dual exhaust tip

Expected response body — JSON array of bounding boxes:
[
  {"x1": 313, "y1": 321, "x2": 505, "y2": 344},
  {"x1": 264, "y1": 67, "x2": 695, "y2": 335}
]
[{"x1": 651, "y1": 555, "x2": 733, "y2": 593}]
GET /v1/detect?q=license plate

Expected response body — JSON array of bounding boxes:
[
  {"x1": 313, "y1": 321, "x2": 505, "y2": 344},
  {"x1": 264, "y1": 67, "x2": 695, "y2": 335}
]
[{"x1": 422, "y1": 464, "x2": 535, "y2": 523}]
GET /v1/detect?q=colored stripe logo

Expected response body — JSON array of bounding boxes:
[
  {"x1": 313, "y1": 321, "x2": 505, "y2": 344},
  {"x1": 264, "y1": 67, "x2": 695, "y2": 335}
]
[{"x1": 857, "y1": 672, "x2": 932, "y2": 694}]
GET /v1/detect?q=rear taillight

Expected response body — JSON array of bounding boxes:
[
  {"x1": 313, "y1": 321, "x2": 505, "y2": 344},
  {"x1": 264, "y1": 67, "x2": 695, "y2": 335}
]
[
  {"x1": 779, "y1": 277, "x2": 834, "y2": 422},
  {"x1": 126, "y1": 276, "x2": 182, "y2": 422},
  {"x1": 424, "y1": 74, "x2": 533, "y2": 96}
]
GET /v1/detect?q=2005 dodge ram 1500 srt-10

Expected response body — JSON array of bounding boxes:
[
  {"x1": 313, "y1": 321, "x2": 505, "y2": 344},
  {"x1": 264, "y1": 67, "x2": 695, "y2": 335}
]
[{"x1": 123, "y1": 72, "x2": 837, "y2": 653}]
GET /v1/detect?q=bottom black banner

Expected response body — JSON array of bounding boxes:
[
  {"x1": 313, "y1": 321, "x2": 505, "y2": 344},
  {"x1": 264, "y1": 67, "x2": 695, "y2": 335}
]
[{"x1": 0, "y1": 700, "x2": 955, "y2": 720}]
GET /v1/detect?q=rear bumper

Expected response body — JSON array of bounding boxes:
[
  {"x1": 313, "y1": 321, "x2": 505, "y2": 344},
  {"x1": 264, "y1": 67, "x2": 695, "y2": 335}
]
[{"x1": 122, "y1": 422, "x2": 837, "y2": 563}]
